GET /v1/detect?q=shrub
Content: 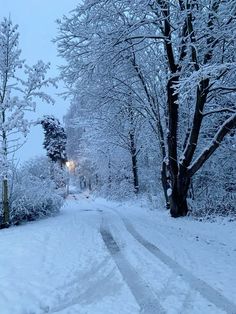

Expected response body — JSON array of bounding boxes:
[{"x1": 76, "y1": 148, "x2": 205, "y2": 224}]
[{"x1": 2, "y1": 157, "x2": 65, "y2": 225}]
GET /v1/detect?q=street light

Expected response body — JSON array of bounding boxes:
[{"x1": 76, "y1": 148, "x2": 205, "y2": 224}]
[{"x1": 66, "y1": 160, "x2": 76, "y2": 173}]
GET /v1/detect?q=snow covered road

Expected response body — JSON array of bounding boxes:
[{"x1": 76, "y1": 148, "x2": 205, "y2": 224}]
[
  {"x1": 119, "y1": 215, "x2": 236, "y2": 313},
  {"x1": 0, "y1": 195, "x2": 235, "y2": 314},
  {"x1": 100, "y1": 217, "x2": 165, "y2": 314}
]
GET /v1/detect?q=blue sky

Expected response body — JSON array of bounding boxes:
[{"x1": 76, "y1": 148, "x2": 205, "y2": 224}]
[{"x1": 0, "y1": 0, "x2": 80, "y2": 162}]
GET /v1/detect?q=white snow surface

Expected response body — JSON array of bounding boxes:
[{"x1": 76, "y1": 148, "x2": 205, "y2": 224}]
[{"x1": 0, "y1": 194, "x2": 235, "y2": 314}]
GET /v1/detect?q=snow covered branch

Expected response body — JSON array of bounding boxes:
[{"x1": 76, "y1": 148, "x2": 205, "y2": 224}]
[
  {"x1": 203, "y1": 108, "x2": 236, "y2": 117},
  {"x1": 188, "y1": 113, "x2": 236, "y2": 177}
]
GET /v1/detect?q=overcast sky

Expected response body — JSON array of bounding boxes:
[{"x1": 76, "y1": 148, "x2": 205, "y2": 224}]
[{"x1": 0, "y1": 0, "x2": 80, "y2": 162}]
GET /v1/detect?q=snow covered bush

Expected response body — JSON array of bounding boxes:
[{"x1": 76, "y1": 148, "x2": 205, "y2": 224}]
[
  {"x1": 7, "y1": 157, "x2": 64, "y2": 225},
  {"x1": 190, "y1": 144, "x2": 236, "y2": 220}
]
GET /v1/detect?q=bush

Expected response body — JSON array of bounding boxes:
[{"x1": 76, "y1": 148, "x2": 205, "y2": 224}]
[
  {"x1": 189, "y1": 194, "x2": 236, "y2": 221},
  {"x1": 5, "y1": 157, "x2": 65, "y2": 225}
]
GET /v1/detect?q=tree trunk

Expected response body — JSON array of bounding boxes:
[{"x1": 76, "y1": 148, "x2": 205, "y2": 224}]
[
  {"x1": 169, "y1": 190, "x2": 189, "y2": 218},
  {"x1": 129, "y1": 128, "x2": 139, "y2": 194},
  {"x1": 108, "y1": 157, "x2": 112, "y2": 190},
  {"x1": 161, "y1": 161, "x2": 170, "y2": 209},
  {"x1": 88, "y1": 178, "x2": 92, "y2": 191},
  {"x1": 169, "y1": 169, "x2": 190, "y2": 217},
  {"x1": 1, "y1": 118, "x2": 10, "y2": 228},
  {"x1": 131, "y1": 153, "x2": 139, "y2": 194},
  {"x1": 1, "y1": 177, "x2": 10, "y2": 228}
]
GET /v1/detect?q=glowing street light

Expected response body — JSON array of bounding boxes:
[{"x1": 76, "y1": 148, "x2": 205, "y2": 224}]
[{"x1": 66, "y1": 160, "x2": 76, "y2": 172}]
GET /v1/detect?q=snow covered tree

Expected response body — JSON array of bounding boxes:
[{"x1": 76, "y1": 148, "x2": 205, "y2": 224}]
[
  {"x1": 41, "y1": 115, "x2": 68, "y2": 194},
  {"x1": 0, "y1": 17, "x2": 56, "y2": 228},
  {"x1": 56, "y1": 0, "x2": 236, "y2": 216},
  {"x1": 41, "y1": 115, "x2": 67, "y2": 166}
]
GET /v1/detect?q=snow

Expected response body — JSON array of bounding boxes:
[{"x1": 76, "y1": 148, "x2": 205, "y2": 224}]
[{"x1": 0, "y1": 194, "x2": 235, "y2": 314}]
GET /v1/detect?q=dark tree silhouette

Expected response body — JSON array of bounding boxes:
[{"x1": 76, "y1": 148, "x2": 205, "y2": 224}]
[{"x1": 41, "y1": 115, "x2": 67, "y2": 166}]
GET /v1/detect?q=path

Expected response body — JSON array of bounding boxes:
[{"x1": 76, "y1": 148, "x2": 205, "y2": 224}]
[{"x1": 0, "y1": 196, "x2": 235, "y2": 314}]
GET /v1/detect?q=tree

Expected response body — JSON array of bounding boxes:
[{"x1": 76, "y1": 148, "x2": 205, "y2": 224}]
[
  {"x1": 41, "y1": 115, "x2": 67, "y2": 166},
  {"x1": 147, "y1": 0, "x2": 236, "y2": 217},
  {"x1": 41, "y1": 115, "x2": 68, "y2": 194},
  {"x1": 56, "y1": 0, "x2": 236, "y2": 216},
  {"x1": 0, "y1": 17, "x2": 56, "y2": 228}
]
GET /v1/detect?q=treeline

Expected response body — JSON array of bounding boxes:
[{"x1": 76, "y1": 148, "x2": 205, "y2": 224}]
[{"x1": 56, "y1": 0, "x2": 236, "y2": 218}]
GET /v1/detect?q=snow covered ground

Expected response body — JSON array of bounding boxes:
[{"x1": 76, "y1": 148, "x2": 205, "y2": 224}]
[{"x1": 0, "y1": 194, "x2": 235, "y2": 314}]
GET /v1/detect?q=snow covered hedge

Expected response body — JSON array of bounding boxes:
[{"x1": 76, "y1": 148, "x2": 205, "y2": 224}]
[{"x1": 1, "y1": 157, "x2": 65, "y2": 225}]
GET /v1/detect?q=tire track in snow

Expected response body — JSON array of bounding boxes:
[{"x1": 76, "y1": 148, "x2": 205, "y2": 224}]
[
  {"x1": 121, "y1": 216, "x2": 236, "y2": 314},
  {"x1": 100, "y1": 218, "x2": 166, "y2": 314}
]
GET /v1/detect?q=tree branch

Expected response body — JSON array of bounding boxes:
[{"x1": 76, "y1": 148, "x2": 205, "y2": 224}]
[
  {"x1": 188, "y1": 113, "x2": 236, "y2": 177},
  {"x1": 203, "y1": 107, "x2": 236, "y2": 117}
]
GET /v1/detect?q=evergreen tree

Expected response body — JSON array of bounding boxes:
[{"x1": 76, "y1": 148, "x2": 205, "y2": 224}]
[{"x1": 41, "y1": 115, "x2": 67, "y2": 166}]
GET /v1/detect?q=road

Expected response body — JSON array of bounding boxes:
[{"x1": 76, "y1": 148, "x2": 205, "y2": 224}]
[
  {"x1": 0, "y1": 195, "x2": 235, "y2": 314},
  {"x1": 100, "y1": 206, "x2": 236, "y2": 314}
]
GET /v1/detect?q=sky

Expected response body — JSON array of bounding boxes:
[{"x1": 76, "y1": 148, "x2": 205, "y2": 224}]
[{"x1": 0, "y1": 0, "x2": 80, "y2": 162}]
